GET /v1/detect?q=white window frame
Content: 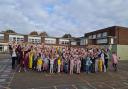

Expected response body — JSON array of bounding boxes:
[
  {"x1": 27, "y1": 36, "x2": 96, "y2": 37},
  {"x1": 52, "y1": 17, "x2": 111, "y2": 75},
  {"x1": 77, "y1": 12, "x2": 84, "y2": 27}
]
[
  {"x1": 97, "y1": 33, "x2": 102, "y2": 38},
  {"x1": 88, "y1": 35, "x2": 92, "y2": 39},
  {"x1": 102, "y1": 32, "x2": 107, "y2": 37},
  {"x1": 93, "y1": 35, "x2": 96, "y2": 39},
  {"x1": 59, "y1": 39, "x2": 69, "y2": 45},
  {"x1": 97, "y1": 38, "x2": 108, "y2": 44}
]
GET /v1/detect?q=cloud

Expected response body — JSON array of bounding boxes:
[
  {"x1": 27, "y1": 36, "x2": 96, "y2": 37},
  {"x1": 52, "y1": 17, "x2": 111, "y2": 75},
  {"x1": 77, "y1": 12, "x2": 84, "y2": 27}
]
[{"x1": 0, "y1": 0, "x2": 128, "y2": 37}]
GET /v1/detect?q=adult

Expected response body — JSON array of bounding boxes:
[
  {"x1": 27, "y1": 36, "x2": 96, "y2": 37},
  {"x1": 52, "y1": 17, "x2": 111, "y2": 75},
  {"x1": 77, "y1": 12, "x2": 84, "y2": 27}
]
[{"x1": 11, "y1": 46, "x2": 17, "y2": 69}]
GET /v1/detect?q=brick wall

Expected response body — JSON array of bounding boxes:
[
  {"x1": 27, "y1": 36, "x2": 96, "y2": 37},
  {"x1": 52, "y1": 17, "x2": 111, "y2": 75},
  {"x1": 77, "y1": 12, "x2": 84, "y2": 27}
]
[{"x1": 118, "y1": 29, "x2": 128, "y2": 45}]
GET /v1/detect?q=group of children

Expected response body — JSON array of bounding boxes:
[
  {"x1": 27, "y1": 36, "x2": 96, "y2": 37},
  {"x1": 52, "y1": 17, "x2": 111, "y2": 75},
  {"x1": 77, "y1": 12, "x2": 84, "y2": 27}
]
[{"x1": 9, "y1": 43, "x2": 119, "y2": 74}]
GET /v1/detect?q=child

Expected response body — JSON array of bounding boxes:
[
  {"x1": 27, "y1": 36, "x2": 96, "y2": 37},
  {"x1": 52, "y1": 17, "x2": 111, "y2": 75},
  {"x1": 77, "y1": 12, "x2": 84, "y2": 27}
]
[
  {"x1": 86, "y1": 55, "x2": 92, "y2": 74},
  {"x1": 90, "y1": 55, "x2": 95, "y2": 73},
  {"x1": 50, "y1": 56, "x2": 55, "y2": 74},
  {"x1": 11, "y1": 46, "x2": 17, "y2": 69},
  {"x1": 33, "y1": 52, "x2": 38, "y2": 71},
  {"x1": 57, "y1": 56, "x2": 61, "y2": 73},
  {"x1": 104, "y1": 50, "x2": 109, "y2": 71},
  {"x1": 37, "y1": 53, "x2": 43, "y2": 72},
  {"x1": 29, "y1": 49, "x2": 34, "y2": 69},
  {"x1": 111, "y1": 52, "x2": 119, "y2": 71},
  {"x1": 43, "y1": 55, "x2": 49, "y2": 72},
  {"x1": 64, "y1": 57, "x2": 69, "y2": 73},
  {"x1": 70, "y1": 58, "x2": 74, "y2": 75},
  {"x1": 98, "y1": 58, "x2": 103, "y2": 72},
  {"x1": 76, "y1": 59, "x2": 81, "y2": 74}
]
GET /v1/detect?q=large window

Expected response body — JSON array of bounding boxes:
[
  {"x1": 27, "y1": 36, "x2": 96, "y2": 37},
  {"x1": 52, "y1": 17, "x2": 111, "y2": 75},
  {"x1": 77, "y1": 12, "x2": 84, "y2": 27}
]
[
  {"x1": 13, "y1": 37, "x2": 16, "y2": 41},
  {"x1": 59, "y1": 39, "x2": 69, "y2": 45},
  {"x1": 93, "y1": 35, "x2": 96, "y2": 39},
  {"x1": 28, "y1": 37, "x2": 41, "y2": 43},
  {"x1": 17, "y1": 38, "x2": 20, "y2": 42},
  {"x1": 0, "y1": 34, "x2": 4, "y2": 40},
  {"x1": 88, "y1": 35, "x2": 92, "y2": 39},
  {"x1": 71, "y1": 42, "x2": 77, "y2": 45},
  {"x1": 9, "y1": 35, "x2": 24, "y2": 42},
  {"x1": 97, "y1": 33, "x2": 102, "y2": 38},
  {"x1": 45, "y1": 38, "x2": 56, "y2": 44},
  {"x1": 9, "y1": 37, "x2": 13, "y2": 41},
  {"x1": 80, "y1": 39, "x2": 86, "y2": 45},
  {"x1": 45, "y1": 40, "x2": 56, "y2": 44},
  {"x1": 102, "y1": 32, "x2": 107, "y2": 37},
  {"x1": 97, "y1": 39, "x2": 108, "y2": 44},
  {"x1": 0, "y1": 45, "x2": 4, "y2": 52}
]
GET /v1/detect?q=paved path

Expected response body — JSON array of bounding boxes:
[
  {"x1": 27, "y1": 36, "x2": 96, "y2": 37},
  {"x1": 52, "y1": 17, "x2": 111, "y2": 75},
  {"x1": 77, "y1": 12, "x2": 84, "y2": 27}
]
[{"x1": 0, "y1": 58, "x2": 15, "y2": 89}]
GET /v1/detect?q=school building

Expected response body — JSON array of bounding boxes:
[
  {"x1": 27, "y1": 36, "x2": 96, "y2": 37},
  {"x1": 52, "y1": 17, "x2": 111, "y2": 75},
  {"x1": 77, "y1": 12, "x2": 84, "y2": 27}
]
[
  {"x1": 84, "y1": 26, "x2": 128, "y2": 60},
  {"x1": 0, "y1": 26, "x2": 128, "y2": 60},
  {"x1": 0, "y1": 30, "x2": 81, "y2": 53}
]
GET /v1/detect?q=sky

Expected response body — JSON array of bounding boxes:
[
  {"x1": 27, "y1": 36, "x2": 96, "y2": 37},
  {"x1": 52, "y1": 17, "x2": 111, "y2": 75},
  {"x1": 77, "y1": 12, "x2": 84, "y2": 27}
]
[{"x1": 0, "y1": 0, "x2": 128, "y2": 37}]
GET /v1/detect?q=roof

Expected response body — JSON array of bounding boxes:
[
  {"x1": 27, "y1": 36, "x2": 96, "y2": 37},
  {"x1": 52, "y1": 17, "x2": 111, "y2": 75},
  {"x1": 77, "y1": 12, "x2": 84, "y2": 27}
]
[{"x1": 84, "y1": 26, "x2": 128, "y2": 37}]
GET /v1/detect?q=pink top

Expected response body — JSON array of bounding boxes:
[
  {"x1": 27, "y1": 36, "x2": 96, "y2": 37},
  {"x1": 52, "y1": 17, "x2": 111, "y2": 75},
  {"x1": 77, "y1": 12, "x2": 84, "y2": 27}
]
[
  {"x1": 77, "y1": 59, "x2": 81, "y2": 67},
  {"x1": 112, "y1": 54, "x2": 119, "y2": 64}
]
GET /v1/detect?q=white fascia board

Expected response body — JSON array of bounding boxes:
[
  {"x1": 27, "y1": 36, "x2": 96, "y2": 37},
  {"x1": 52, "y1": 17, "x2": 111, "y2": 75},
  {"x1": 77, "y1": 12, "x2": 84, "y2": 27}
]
[
  {"x1": 28, "y1": 36, "x2": 41, "y2": 39},
  {"x1": 9, "y1": 35, "x2": 24, "y2": 38},
  {"x1": 45, "y1": 38, "x2": 56, "y2": 41},
  {"x1": 59, "y1": 39, "x2": 69, "y2": 42}
]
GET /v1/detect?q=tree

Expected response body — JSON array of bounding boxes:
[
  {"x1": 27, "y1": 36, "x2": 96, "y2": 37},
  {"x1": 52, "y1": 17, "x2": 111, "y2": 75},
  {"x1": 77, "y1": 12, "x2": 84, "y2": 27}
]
[
  {"x1": 29, "y1": 31, "x2": 38, "y2": 35},
  {"x1": 5, "y1": 29, "x2": 16, "y2": 34},
  {"x1": 39, "y1": 32, "x2": 48, "y2": 37},
  {"x1": 62, "y1": 34, "x2": 72, "y2": 38}
]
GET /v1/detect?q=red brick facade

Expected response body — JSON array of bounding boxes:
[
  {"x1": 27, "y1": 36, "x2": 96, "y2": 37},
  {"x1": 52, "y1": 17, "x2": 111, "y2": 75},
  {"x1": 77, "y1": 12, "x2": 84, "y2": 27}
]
[{"x1": 85, "y1": 26, "x2": 128, "y2": 45}]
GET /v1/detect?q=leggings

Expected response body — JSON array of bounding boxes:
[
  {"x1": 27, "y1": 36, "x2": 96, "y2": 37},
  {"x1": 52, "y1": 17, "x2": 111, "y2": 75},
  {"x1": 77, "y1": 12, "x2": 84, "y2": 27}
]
[{"x1": 113, "y1": 63, "x2": 118, "y2": 71}]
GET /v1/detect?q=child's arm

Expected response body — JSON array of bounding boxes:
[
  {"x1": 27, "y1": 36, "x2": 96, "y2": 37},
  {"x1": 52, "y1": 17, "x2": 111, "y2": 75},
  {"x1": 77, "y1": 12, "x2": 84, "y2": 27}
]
[{"x1": 117, "y1": 56, "x2": 120, "y2": 60}]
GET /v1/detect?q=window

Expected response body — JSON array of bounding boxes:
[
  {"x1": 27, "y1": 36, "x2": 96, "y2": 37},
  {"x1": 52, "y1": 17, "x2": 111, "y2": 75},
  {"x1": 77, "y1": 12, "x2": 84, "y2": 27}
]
[
  {"x1": 45, "y1": 40, "x2": 54, "y2": 44},
  {"x1": 32, "y1": 40, "x2": 35, "y2": 43},
  {"x1": 102, "y1": 32, "x2": 107, "y2": 37},
  {"x1": 35, "y1": 39, "x2": 37, "y2": 42},
  {"x1": 59, "y1": 40, "x2": 69, "y2": 45},
  {"x1": 28, "y1": 39, "x2": 32, "y2": 42},
  {"x1": 9, "y1": 37, "x2": 13, "y2": 41},
  {"x1": 20, "y1": 38, "x2": 24, "y2": 41},
  {"x1": 0, "y1": 45, "x2": 4, "y2": 52},
  {"x1": 17, "y1": 38, "x2": 20, "y2": 42},
  {"x1": 45, "y1": 38, "x2": 56, "y2": 44},
  {"x1": 93, "y1": 35, "x2": 96, "y2": 39},
  {"x1": 62, "y1": 41, "x2": 64, "y2": 44},
  {"x1": 65, "y1": 41, "x2": 69, "y2": 44},
  {"x1": 97, "y1": 39, "x2": 107, "y2": 44},
  {"x1": 97, "y1": 33, "x2": 101, "y2": 38},
  {"x1": 71, "y1": 42, "x2": 77, "y2": 45},
  {"x1": 13, "y1": 37, "x2": 16, "y2": 41},
  {"x1": 0, "y1": 34, "x2": 4, "y2": 40},
  {"x1": 89, "y1": 35, "x2": 92, "y2": 39}
]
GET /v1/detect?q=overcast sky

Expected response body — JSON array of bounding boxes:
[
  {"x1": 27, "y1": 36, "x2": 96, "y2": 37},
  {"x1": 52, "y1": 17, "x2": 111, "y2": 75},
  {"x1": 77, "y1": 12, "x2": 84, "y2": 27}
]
[{"x1": 0, "y1": 0, "x2": 128, "y2": 37}]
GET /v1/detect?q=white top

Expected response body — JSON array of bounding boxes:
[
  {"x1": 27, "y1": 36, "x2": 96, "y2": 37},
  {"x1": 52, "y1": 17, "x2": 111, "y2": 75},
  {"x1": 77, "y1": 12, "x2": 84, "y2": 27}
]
[
  {"x1": 12, "y1": 49, "x2": 17, "y2": 57},
  {"x1": 101, "y1": 53, "x2": 105, "y2": 61},
  {"x1": 50, "y1": 59, "x2": 55, "y2": 65}
]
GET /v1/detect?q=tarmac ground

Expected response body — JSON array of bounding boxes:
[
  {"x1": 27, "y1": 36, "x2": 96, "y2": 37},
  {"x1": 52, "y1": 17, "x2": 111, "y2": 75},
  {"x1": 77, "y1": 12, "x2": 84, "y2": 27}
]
[{"x1": 0, "y1": 54, "x2": 128, "y2": 89}]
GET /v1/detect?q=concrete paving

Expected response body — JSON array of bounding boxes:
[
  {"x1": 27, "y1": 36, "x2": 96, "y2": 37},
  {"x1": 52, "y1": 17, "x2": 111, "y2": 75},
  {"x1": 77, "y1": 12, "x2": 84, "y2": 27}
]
[{"x1": 0, "y1": 58, "x2": 14, "y2": 89}]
